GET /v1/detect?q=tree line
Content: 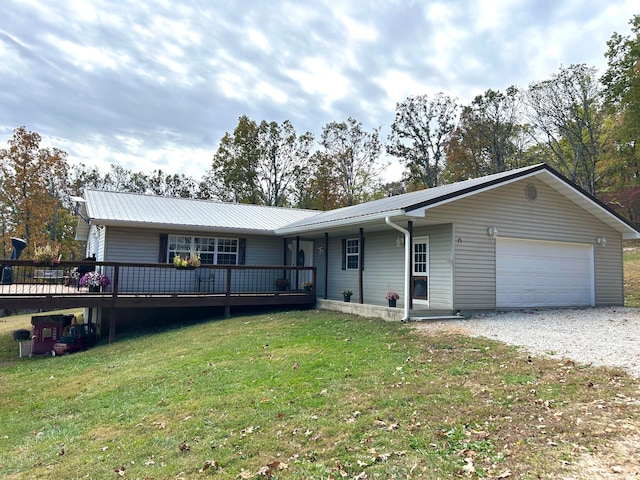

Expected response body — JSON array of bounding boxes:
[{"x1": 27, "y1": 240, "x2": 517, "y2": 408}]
[{"x1": 2, "y1": 15, "x2": 639, "y2": 259}]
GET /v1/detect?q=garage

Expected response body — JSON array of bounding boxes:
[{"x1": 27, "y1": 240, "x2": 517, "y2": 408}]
[{"x1": 496, "y1": 238, "x2": 594, "y2": 308}]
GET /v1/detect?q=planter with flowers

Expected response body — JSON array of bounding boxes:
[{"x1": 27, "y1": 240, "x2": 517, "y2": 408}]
[
  {"x1": 33, "y1": 244, "x2": 61, "y2": 266},
  {"x1": 301, "y1": 281, "x2": 313, "y2": 292},
  {"x1": 275, "y1": 278, "x2": 289, "y2": 291},
  {"x1": 385, "y1": 291, "x2": 400, "y2": 307},
  {"x1": 80, "y1": 271, "x2": 110, "y2": 292},
  {"x1": 341, "y1": 290, "x2": 353, "y2": 302},
  {"x1": 173, "y1": 253, "x2": 201, "y2": 270}
]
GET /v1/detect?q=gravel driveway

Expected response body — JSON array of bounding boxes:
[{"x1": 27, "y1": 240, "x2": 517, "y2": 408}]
[{"x1": 411, "y1": 306, "x2": 640, "y2": 378}]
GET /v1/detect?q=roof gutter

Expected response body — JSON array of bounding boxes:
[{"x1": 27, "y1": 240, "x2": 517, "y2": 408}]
[{"x1": 385, "y1": 217, "x2": 410, "y2": 323}]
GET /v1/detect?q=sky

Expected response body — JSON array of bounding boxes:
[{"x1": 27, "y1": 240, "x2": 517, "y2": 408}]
[{"x1": 0, "y1": 0, "x2": 638, "y2": 184}]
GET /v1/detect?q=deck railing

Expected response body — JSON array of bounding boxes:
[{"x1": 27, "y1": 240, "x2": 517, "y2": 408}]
[{"x1": 0, "y1": 260, "x2": 316, "y2": 310}]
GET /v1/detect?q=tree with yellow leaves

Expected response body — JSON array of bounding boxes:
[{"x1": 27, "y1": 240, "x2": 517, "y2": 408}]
[{"x1": 0, "y1": 126, "x2": 69, "y2": 258}]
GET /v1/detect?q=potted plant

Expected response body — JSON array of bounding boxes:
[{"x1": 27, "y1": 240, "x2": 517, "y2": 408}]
[
  {"x1": 173, "y1": 252, "x2": 201, "y2": 269},
  {"x1": 80, "y1": 271, "x2": 110, "y2": 292},
  {"x1": 12, "y1": 329, "x2": 31, "y2": 341},
  {"x1": 33, "y1": 244, "x2": 61, "y2": 265},
  {"x1": 275, "y1": 278, "x2": 289, "y2": 291},
  {"x1": 385, "y1": 291, "x2": 400, "y2": 307},
  {"x1": 341, "y1": 290, "x2": 353, "y2": 302},
  {"x1": 301, "y1": 281, "x2": 313, "y2": 292}
]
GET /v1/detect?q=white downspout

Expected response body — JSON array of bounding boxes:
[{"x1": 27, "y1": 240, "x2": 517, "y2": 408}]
[{"x1": 385, "y1": 217, "x2": 411, "y2": 322}]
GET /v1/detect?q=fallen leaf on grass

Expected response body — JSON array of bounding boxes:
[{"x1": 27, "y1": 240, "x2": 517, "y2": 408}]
[
  {"x1": 199, "y1": 460, "x2": 219, "y2": 473},
  {"x1": 461, "y1": 457, "x2": 475, "y2": 475},
  {"x1": 178, "y1": 441, "x2": 190, "y2": 452},
  {"x1": 114, "y1": 464, "x2": 126, "y2": 477},
  {"x1": 152, "y1": 421, "x2": 166, "y2": 429}
]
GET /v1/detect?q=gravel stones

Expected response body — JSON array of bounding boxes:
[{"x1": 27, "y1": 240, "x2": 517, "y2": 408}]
[{"x1": 411, "y1": 307, "x2": 640, "y2": 378}]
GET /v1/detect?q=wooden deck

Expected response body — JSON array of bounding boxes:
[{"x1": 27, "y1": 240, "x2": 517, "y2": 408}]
[{"x1": 0, "y1": 261, "x2": 317, "y2": 311}]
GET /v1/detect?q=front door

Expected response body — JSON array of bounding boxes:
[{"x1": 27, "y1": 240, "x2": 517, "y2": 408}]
[
  {"x1": 291, "y1": 240, "x2": 314, "y2": 290},
  {"x1": 412, "y1": 236, "x2": 429, "y2": 306}
]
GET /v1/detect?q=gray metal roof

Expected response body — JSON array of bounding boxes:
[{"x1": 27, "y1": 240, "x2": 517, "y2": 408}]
[
  {"x1": 82, "y1": 190, "x2": 320, "y2": 235},
  {"x1": 77, "y1": 164, "x2": 640, "y2": 240},
  {"x1": 275, "y1": 164, "x2": 640, "y2": 239}
]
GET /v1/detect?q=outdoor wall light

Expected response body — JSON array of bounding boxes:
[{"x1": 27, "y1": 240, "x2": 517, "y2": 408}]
[
  {"x1": 487, "y1": 226, "x2": 498, "y2": 238},
  {"x1": 596, "y1": 236, "x2": 607, "y2": 246},
  {"x1": 395, "y1": 236, "x2": 404, "y2": 248},
  {"x1": 317, "y1": 246, "x2": 324, "y2": 255}
]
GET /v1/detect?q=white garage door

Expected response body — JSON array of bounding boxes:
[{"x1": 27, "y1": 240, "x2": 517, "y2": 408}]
[{"x1": 496, "y1": 238, "x2": 594, "y2": 308}]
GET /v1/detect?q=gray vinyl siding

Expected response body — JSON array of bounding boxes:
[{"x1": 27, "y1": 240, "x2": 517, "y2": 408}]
[
  {"x1": 316, "y1": 226, "x2": 453, "y2": 308},
  {"x1": 425, "y1": 177, "x2": 623, "y2": 309},
  {"x1": 415, "y1": 224, "x2": 453, "y2": 309},
  {"x1": 99, "y1": 227, "x2": 286, "y2": 293},
  {"x1": 103, "y1": 227, "x2": 284, "y2": 265}
]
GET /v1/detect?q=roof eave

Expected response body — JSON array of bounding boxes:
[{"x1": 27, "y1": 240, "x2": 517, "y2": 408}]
[
  {"x1": 275, "y1": 209, "x2": 406, "y2": 235},
  {"x1": 90, "y1": 219, "x2": 280, "y2": 236}
]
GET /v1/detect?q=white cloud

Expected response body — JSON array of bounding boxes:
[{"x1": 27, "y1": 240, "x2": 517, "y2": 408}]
[{"x1": 1, "y1": 0, "x2": 638, "y2": 188}]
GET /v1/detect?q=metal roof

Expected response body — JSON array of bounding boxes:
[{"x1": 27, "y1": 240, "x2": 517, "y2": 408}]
[
  {"x1": 275, "y1": 164, "x2": 640, "y2": 239},
  {"x1": 82, "y1": 190, "x2": 320, "y2": 235},
  {"x1": 77, "y1": 164, "x2": 640, "y2": 240}
]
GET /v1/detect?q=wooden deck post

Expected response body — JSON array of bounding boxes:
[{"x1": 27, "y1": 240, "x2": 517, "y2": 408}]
[{"x1": 108, "y1": 310, "x2": 116, "y2": 343}]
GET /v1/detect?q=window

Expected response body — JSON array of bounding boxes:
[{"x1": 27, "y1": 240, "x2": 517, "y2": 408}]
[
  {"x1": 168, "y1": 235, "x2": 238, "y2": 265},
  {"x1": 345, "y1": 238, "x2": 359, "y2": 270}
]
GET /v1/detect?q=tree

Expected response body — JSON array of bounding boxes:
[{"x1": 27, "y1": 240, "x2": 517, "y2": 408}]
[
  {"x1": 211, "y1": 116, "x2": 313, "y2": 206},
  {"x1": 526, "y1": 64, "x2": 603, "y2": 194},
  {"x1": 211, "y1": 115, "x2": 261, "y2": 204},
  {"x1": 300, "y1": 152, "x2": 345, "y2": 210},
  {"x1": 320, "y1": 117, "x2": 382, "y2": 206},
  {"x1": 256, "y1": 120, "x2": 314, "y2": 206},
  {"x1": 601, "y1": 14, "x2": 640, "y2": 183},
  {"x1": 0, "y1": 126, "x2": 69, "y2": 257},
  {"x1": 148, "y1": 170, "x2": 197, "y2": 198},
  {"x1": 387, "y1": 93, "x2": 458, "y2": 188},
  {"x1": 442, "y1": 87, "x2": 523, "y2": 182}
]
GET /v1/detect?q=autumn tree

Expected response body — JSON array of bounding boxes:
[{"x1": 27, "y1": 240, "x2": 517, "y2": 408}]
[
  {"x1": 387, "y1": 93, "x2": 458, "y2": 189},
  {"x1": 0, "y1": 126, "x2": 69, "y2": 257},
  {"x1": 526, "y1": 64, "x2": 603, "y2": 194},
  {"x1": 298, "y1": 152, "x2": 345, "y2": 210},
  {"x1": 320, "y1": 117, "x2": 382, "y2": 206}
]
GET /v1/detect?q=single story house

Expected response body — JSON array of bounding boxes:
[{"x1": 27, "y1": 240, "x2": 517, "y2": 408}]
[{"x1": 75, "y1": 163, "x2": 640, "y2": 322}]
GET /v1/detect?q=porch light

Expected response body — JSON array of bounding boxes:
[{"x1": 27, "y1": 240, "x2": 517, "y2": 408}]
[
  {"x1": 395, "y1": 236, "x2": 404, "y2": 248},
  {"x1": 317, "y1": 246, "x2": 324, "y2": 255},
  {"x1": 487, "y1": 226, "x2": 498, "y2": 238},
  {"x1": 596, "y1": 236, "x2": 607, "y2": 247}
]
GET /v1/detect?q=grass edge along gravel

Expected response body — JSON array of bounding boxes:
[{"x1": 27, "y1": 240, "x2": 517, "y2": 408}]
[{"x1": 0, "y1": 309, "x2": 639, "y2": 479}]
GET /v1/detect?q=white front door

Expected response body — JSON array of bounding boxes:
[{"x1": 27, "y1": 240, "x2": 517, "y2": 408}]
[{"x1": 412, "y1": 236, "x2": 429, "y2": 306}]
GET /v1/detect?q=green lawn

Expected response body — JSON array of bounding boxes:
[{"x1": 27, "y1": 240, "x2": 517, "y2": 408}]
[
  {"x1": 1, "y1": 308, "x2": 638, "y2": 479},
  {"x1": 625, "y1": 249, "x2": 640, "y2": 307}
]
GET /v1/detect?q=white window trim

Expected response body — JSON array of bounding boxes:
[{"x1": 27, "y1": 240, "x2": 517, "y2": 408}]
[
  {"x1": 346, "y1": 238, "x2": 359, "y2": 270},
  {"x1": 168, "y1": 235, "x2": 238, "y2": 265}
]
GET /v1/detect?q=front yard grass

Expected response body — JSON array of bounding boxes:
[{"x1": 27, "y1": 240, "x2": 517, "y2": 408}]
[{"x1": 1, "y1": 309, "x2": 638, "y2": 479}]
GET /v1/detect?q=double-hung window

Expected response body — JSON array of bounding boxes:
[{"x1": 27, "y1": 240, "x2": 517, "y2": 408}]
[
  {"x1": 345, "y1": 238, "x2": 359, "y2": 270},
  {"x1": 168, "y1": 235, "x2": 238, "y2": 265}
]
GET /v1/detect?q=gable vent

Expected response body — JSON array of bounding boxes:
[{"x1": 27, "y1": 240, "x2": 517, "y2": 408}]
[{"x1": 525, "y1": 184, "x2": 538, "y2": 201}]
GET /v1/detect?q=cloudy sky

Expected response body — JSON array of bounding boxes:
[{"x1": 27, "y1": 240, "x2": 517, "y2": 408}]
[{"x1": 0, "y1": 1, "x2": 637, "y2": 183}]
